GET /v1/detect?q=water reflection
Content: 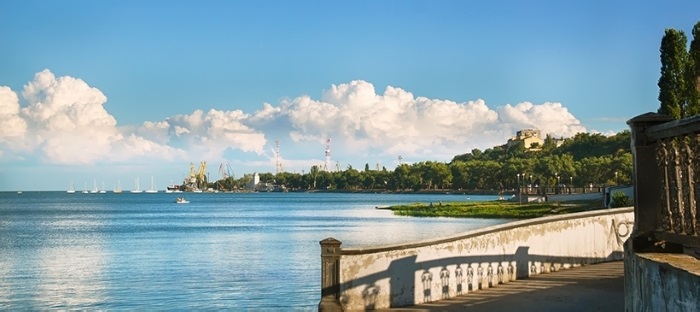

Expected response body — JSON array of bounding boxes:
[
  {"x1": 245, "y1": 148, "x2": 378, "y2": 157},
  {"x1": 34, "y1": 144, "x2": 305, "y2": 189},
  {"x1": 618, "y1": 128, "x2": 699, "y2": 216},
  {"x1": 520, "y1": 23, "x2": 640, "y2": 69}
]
[
  {"x1": 36, "y1": 243, "x2": 107, "y2": 309},
  {"x1": 0, "y1": 249, "x2": 13, "y2": 308},
  {"x1": 0, "y1": 191, "x2": 509, "y2": 310},
  {"x1": 31, "y1": 215, "x2": 108, "y2": 309}
]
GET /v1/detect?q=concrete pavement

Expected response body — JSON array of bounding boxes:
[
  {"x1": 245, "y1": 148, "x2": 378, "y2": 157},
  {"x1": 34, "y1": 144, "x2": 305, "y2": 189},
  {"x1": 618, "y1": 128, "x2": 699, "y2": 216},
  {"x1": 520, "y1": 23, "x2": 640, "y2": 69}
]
[{"x1": 381, "y1": 261, "x2": 624, "y2": 312}]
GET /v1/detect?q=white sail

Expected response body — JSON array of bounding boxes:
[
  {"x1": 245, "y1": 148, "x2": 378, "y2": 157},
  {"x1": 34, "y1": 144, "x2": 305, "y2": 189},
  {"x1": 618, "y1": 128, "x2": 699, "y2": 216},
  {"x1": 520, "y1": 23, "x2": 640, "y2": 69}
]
[
  {"x1": 90, "y1": 179, "x2": 99, "y2": 193},
  {"x1": 67, "y1": 179, "x2": 75, "y2": 193},
  {"x1": 145, "y1": 176, "x2": 158, "y2": 193},
  {"x1": 130, "y1": 177, "x2": 142, "y2": 193},
  {"x1": 114, "y1": 179, "x2": 123, "y2": 193}
]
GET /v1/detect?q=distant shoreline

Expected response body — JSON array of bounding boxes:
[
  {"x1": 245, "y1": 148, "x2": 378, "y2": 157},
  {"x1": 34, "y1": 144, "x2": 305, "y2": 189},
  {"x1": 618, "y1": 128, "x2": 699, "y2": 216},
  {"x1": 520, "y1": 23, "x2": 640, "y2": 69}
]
[
  {"x1": 295, "y1": 189, "x2": 511, "y2": 196},
  {"x1": 5, "y1": 189, "x2": 514, "y2": 195}
]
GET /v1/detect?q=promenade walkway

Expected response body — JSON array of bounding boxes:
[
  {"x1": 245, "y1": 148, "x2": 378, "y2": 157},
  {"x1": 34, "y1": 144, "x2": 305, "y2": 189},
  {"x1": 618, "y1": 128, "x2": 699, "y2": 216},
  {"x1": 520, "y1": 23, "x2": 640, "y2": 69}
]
[{"x1": 382, "y1": 261, "x2": 623, "y2": 312}]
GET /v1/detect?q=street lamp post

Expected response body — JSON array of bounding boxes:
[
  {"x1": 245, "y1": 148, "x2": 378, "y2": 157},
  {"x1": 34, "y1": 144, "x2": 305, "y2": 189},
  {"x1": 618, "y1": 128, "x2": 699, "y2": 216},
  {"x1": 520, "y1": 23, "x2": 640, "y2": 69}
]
[
  {"x1": 568, "y1": 176, "x2": 572, "y2": 194},
  {"x1": 517, "y1": 173, "x2": 521, "y2": 205},
  {"x1": 521, "y1": 173, "x2": 525, "y2": 202}
]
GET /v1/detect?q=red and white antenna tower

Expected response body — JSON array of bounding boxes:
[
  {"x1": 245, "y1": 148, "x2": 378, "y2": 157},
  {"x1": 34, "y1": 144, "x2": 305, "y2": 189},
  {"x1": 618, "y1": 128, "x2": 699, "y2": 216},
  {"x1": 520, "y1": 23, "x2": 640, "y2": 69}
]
[
  {"x1": 324, "y1": 138, "x2": 331, "y2": 172},
  {"x1": 275, "y1": 139, "x2": 282, "y2": 175}
]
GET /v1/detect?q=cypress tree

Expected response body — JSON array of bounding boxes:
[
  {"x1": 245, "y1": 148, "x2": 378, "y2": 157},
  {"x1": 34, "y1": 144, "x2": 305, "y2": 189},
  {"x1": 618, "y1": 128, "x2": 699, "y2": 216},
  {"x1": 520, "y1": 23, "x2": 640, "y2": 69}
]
[
  {"x1": 687, "y1": 22, "x2": 700, "y2": 116},
  {"x1": 658, "y1": 29, "x2": 688, "y2": 119}
]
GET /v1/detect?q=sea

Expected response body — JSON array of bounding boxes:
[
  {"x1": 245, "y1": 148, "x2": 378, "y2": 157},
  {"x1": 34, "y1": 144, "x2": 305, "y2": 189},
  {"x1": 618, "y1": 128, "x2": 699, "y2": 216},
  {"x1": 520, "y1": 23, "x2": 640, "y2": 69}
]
[{"x1": 0, "y1": 191, "x2": 511, "y2": 310}]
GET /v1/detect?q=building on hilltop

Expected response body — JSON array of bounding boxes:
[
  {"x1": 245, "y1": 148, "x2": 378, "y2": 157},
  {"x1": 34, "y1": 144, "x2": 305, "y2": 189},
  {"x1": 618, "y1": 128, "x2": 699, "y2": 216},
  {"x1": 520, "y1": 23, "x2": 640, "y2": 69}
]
[
  {"x1": 507, "y1": 129, "x2": 545, "y2": 151},
  {"x1": 506, "y1": 128, "x2": 567, "y2": 151},
  {"x1": 551, "y1": 136, "x2": 566, "y2": 148}
]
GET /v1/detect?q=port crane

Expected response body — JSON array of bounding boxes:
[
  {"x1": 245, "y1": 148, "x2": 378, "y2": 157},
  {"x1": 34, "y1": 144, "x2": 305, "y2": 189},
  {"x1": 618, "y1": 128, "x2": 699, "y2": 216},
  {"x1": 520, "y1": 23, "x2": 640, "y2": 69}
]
[
  {"x1": 196, "y1": 161, "x2": 207, "y2": 189},
  {"x1": 219, "y1": 162, "x2": 234, "y2": 180},
  {"x1": 217, "y1": 162, "x2": 235, "y2": 191},
  {"x1": 184, "y1": 161, "x2": 208, "y2": 191}
]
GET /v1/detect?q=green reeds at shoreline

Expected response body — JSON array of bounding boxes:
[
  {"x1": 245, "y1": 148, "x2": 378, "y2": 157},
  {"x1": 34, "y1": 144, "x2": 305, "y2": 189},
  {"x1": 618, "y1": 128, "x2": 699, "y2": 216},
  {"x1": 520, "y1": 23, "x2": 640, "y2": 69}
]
[{"x1": 378, "y1": 200, "x2": 602, "y2": 219}]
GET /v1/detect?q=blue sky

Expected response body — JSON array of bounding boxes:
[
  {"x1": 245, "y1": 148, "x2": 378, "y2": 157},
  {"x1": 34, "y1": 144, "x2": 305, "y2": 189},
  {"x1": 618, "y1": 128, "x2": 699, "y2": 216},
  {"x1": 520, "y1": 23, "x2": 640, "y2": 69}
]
[{"x1": 1, "y1": 0, "x2": 699, "y2": 191}]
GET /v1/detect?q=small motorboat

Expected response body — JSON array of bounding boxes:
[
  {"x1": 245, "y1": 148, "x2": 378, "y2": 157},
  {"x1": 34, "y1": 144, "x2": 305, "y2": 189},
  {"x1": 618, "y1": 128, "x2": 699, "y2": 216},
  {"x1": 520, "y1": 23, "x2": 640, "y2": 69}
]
[{"x1": 175, "y1": 197, "x2": 189, "y2": 204}]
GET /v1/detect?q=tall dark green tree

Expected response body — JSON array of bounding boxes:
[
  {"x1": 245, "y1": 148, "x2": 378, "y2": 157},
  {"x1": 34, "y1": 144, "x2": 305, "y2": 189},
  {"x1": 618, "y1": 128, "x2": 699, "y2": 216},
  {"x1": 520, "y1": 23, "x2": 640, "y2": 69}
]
[
  {"x1": 687, "y1": 22, "x2": 700, "y2": 116},
  {"x1": 658, "y1": 29, "x2": 688, "y2": 119}
]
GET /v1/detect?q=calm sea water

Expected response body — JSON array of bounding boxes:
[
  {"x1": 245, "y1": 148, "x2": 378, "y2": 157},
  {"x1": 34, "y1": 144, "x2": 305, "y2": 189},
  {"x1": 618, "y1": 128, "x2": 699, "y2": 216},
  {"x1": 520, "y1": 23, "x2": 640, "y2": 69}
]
[{"x1": 0, "y1": 191, "x2": 510, "y2": 310}]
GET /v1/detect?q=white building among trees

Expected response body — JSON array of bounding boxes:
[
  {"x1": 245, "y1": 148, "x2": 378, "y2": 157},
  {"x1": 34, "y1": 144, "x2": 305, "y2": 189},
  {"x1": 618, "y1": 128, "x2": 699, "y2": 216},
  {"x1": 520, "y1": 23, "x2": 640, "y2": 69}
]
[{"x1": 507, "y1": 129, "x2": 544, "y2": 151}]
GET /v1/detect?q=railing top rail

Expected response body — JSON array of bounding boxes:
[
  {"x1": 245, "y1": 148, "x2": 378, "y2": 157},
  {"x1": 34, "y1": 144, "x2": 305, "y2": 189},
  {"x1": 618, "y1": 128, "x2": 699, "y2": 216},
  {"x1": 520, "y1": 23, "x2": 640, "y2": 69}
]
[
  {"x1": 645, "y1": 114, "x2": 700, "y2": 141},
  {"x1": 340, "y1": 207, "x2": 633, "y2": 255}
]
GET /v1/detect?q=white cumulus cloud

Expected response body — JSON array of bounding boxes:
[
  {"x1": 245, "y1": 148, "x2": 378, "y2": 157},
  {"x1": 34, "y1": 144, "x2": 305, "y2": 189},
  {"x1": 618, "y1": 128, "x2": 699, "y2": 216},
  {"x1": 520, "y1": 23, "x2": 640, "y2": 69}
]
[
  {"x1": 1, "y1": 71, "x2": 589, "y2": 172},
  {"x1": 0, "y1": 86, "x2": 28, "y2": 149},
  {"x1": 2, "y1": 69, "x2": 186, "y2": 164},
  {"x1": 138, "y1": 108, "x2": 268, "y2": 163},
  {"x1": 497, "y1": 102, "x2": 586, "y2": 139},
  {"x1": 249, "y1": 80, "x2": 586, "y2": 163}
]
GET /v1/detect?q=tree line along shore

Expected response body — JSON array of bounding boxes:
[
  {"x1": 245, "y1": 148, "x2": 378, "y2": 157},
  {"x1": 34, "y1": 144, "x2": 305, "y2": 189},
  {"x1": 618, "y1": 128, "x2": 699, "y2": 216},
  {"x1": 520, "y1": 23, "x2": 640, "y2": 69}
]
[{"x1": 211, "y1": 131, "x2": 632, "y2": 193}]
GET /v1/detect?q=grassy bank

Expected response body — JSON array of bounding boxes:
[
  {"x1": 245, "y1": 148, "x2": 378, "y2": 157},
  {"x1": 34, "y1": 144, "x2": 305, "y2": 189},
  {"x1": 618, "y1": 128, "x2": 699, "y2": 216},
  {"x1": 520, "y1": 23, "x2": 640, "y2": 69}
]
[{"x1": 379, "y1": 200, "x2": 602, "y2": 219}]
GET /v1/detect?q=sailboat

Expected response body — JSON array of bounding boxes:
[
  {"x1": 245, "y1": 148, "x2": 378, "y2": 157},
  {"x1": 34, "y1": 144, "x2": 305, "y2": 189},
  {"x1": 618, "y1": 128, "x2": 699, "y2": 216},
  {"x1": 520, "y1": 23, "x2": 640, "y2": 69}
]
[
  {"x1": 90, "y1": 179, "x2": 99, "y2": 194},
  {"x1": 67, "y1": 179, "x2": 76, "y2": 193},
  {"x1": 99, "y1": 181, "x2": 107, "y2": 193},
  {"x1": 130, "y1": 177, "x2": 143, "y2": 193},
  {"x1": 145, "y1": 176, "x2": 158, "y2": 193},
  {"x1": 113, "y1": 179, "x2": 123, "y2": 193},
  {"x1": 82, "y1": 182, "x2": 89, "y2": 194}
]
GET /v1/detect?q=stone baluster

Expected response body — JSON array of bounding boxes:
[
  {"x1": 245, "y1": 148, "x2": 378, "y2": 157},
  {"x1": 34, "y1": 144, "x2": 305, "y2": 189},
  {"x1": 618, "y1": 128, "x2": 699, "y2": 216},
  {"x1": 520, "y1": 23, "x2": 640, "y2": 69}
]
[
  {"x1": 627, "y1": 113, "x2": 674, "y2": 250},
  {"x1": 319, "y1": 238, "x2": 343, "y2": 312}
]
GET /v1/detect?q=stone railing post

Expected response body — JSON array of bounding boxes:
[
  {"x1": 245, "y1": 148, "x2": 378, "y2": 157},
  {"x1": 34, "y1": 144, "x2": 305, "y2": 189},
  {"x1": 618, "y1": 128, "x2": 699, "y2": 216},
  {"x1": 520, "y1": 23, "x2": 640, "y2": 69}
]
[
  {"x1": 319, "y1": 238, "x2": 343, "y2": 312},
  {"x1": 627, "y1": 113, "x2": 674, "y2": 249}
]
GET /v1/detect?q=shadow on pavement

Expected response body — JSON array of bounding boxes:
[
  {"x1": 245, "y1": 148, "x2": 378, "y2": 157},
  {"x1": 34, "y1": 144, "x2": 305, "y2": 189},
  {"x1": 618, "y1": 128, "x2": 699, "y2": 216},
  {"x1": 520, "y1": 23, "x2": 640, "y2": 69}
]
[{"x1": 380, "y1": 261, "x2": 623, "y2": 312}]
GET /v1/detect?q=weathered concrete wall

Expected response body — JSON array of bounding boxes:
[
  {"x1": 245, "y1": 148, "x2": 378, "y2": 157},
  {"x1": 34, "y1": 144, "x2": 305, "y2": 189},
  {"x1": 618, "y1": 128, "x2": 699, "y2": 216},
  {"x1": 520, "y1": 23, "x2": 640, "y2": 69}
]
[
  {"x1": 336, "y1": 208, "x2": 634, "y2": 310},
  {"x1": 624, "y1": 244, "x2": 700, "y2": 311}
]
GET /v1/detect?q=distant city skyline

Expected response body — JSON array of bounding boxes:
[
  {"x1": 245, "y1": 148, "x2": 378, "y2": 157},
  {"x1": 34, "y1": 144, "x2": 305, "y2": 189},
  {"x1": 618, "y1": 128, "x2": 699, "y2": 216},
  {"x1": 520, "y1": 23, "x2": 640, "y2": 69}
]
[{"x1": 1, "y1": 1, "x2": 699, "y2": 191}]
